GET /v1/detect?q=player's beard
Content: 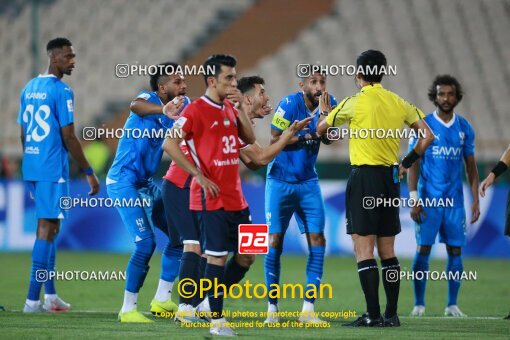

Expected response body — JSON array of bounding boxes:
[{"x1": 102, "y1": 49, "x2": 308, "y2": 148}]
[
  {"x1": 305, "y1": 91, "x2": 321, "y2": 108},
  {"x1": 438, "y1": 101, "x2": 455, "y2": 114}
]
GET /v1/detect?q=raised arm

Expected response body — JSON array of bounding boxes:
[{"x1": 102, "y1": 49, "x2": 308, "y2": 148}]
[{"x1": 131, "y1": 97, "x2": 184, "y2": 119}]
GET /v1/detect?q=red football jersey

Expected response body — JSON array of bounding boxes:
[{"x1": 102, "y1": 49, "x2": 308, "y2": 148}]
[
  {"x1": 163, "y1": 141, "x2": 193, "y2": 188},
  {"x1": 174, "y1": 96, "x2": 248, "y2": 211}
]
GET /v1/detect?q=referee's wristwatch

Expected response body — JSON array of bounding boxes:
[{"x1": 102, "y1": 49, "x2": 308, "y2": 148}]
[{"x1": 320, "y1": 110, "x2": 329, "y2": 116}]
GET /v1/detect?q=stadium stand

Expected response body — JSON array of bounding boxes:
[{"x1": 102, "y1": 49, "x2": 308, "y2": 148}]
[
  {"x1": 246, "y1": 0, "x2": 510, "y2": 160},
  {"x1": 1, "y1": 0, "x2": 509, "y2": 161},
  {"x1": 0, "y1": 0, "x2": 253, "y2": 155}
]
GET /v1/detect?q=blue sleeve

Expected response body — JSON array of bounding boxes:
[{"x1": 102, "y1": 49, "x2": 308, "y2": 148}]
[
  {"x1": 463, "y1": 120, "x2": 475, "y2": 157},
  {"x1": 135, "y1": 91, "x2": 155, "y2": 103},
  {"x1": 271, "y1": 96, "x2": 295, "y2": 131},
  {"x1": 57, "y1": 85, "x2": 74, "y2": 127},
  {"x1": 135, "y1": 91, "x2": 163, "y2": 122}
]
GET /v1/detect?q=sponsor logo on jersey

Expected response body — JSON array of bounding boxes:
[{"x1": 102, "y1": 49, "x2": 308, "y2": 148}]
[{"x1": 432, "y1": 146, "x2": 462, "y2": 157}]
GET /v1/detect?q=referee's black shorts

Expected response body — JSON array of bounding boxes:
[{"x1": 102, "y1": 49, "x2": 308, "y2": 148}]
[{"x1": 346, "y1": 165, "x2": 401, "y2": 237}]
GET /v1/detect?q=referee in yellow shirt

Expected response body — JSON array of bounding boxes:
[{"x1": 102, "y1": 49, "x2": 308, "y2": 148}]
[{"x1": 317, "y1": 50, "x2": 434, "y2": 327}]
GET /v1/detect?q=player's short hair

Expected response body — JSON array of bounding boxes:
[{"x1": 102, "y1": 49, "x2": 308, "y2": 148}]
[
  {"x1": 428, "y1": 74, "x2": 463, "y2": 103},
  {"x1": 202, "y1": 54, "x2": 237, "y2": 86},
  {"x1": 46, "y1": 37, "x2": 72, "y2": 52},
  {"x1": 150, "y1": 62, "x2": 179, "y2": 91},
  {"x1": 237, "y1": 76, "x2": 265, "y2": 94},
  {"x1": 356, "y1": 49, "x2": 387, "y2": 83}
]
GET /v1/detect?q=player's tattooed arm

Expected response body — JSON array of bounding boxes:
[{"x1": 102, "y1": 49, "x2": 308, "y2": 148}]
[
  {"x1": 163, "y1": 133, "x2": 219, "y2": 198},
  {"x1": 130, "y1": 97, "x2": 184, "y2": 119},
  {"x1": 61, "y1": 124, "x2": 100, "y2": 195},
  {"x1": 465, "y1": 155, "x2": 480, "y2": 223},
  {"x1": 242, "y1": 117, "x2": 313, "y2": 169},
  {"x1": 481, "y1": 144, "x2": 510, "y2": 197}
]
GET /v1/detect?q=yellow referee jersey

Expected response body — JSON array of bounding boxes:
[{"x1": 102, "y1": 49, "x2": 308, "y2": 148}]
[{"x1": 326, "y1": 83, "x2": 425, "y2": 166}]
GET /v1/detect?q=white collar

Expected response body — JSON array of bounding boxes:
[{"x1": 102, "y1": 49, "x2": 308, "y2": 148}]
[
  {"x1": 38, "y1": 74, "x2": 57, "y2": 78},
  {"x1": 201, "y1": 96, "x2": 223, "y2": 109},
  {"x1": 433, "y1": 110, "x2": 456, "y2": 128}
]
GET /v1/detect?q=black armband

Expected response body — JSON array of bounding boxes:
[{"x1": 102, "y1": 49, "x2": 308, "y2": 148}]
[
  {"x1": 320, "y1": 134, "x2": 333, "y2": 145},
  {"x1": 491, "y1": 161, "x2": 508, "y2": 178},
  {"x1": 401, "y1": 149, "x2": 420, "y2": 169}
]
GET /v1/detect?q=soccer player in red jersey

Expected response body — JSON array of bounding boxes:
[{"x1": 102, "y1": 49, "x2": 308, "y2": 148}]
[
  {"x1": 137, "y1": 73, "x2": 307, "y2": 324},
  {"x1": 163, "y1": 55, "x2": 310, "y2": 336}
]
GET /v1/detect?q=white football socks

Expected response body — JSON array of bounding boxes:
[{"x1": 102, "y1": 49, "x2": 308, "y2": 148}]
[
  {"x1": 268, "y1": 302, "x2": 278, "y2": 313},
  {"x1": 154, "y1": 279, "x2": 173, "y2": 302},
  {"x1": 121, "y1": 291, "x2": 138, "y2": 313},
  {"x1": 25, "y1": 299, "x2": 40, "y2": 308},
  {"x1": 302, "y1": 300, "x2": 315, "y2": 313},
  {"x1": 44, "y1": 294, "x2": 57, "y2": 302}
]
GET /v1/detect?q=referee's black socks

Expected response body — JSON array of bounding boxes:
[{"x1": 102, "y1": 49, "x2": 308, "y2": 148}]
[
  {"x1": 357, "y1": 259, "x2": 381, "y2": 319},
  {"x1": 381, "y1": 257, "x2": 400, "y2": 318}
]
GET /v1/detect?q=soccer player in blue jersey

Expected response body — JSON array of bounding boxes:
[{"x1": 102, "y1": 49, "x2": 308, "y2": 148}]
[
  {"x1": 264, "y1": 70, "x2": 337, "y2": 324},
  {"x1": 106, "y1": 62, "x2": 188, "y2": 322},
  {"x1": 408, "y1": 75, "x2": 480, "y2": 317},
  {"x1": 18, "y1": 38, "x2": 100, "y2": 313}
]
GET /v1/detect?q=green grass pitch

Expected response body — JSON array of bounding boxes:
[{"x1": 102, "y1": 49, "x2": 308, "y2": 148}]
[{"x1": 0, "y1": 252, "x2": 509, "y2": 338}]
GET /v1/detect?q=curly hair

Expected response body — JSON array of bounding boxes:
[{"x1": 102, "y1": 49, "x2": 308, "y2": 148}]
[{"x1": 428, "y1": 74, "x2": 463, "y2": 103}]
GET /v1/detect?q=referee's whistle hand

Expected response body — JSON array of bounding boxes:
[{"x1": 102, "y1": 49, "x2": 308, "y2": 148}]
[{"x1": 479, "y1": 173, "x2": 495, "y2": 198}]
